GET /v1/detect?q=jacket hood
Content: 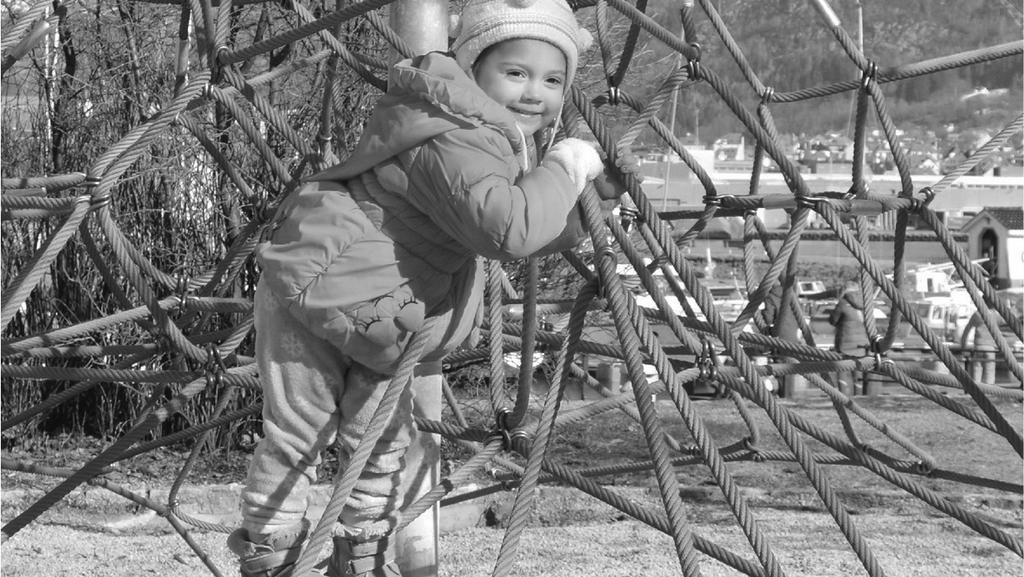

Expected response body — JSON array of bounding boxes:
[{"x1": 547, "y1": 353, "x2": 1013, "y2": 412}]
[{"x1": 309, "y1": 52, "x2": 526, "y2": 182}]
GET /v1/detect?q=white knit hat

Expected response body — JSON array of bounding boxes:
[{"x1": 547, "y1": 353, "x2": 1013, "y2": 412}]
[{"x1": 451, "y1": 0, "x2": 593, "y2": 88}]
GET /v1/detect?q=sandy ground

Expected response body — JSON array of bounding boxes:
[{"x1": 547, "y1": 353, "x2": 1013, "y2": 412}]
[
  {"x1": 3, "y1": 395, "x2": 1021, "y2": 576},
  {"x1": 1, "y1": 500, "x2": 1020, "y2": 577}
]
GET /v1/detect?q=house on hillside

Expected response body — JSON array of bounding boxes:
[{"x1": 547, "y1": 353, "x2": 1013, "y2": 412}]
[{"x1": 960, "y1": 207, "x2": 1024, "y2": 288}]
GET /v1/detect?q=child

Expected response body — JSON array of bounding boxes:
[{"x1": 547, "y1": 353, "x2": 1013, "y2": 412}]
[{"x1": 228, "y1": 1, "x2": 630, "y2": 575}]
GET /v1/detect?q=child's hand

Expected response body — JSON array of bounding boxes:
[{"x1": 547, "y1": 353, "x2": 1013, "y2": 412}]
[
  {"x1": 592, "y1": 148, "x2": 643, "y2": 201},
  {"x1": 545, "y1": 138, "x2": 604, "y2": 194}
]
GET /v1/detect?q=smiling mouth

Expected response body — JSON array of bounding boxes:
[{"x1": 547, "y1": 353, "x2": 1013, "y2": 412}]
[{"x1": 510, "y1": 108, "x2": 541, "y2": 118}]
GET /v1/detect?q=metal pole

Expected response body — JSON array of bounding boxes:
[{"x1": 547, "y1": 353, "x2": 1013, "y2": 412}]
[{"x1": 388, "y1": 4, "x2": 447, "y2": 576}]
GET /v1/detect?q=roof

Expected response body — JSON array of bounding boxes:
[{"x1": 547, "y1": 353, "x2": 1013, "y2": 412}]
[
  {"x1": 961, "y1": 206, "x2": 1024, "y2": 232},
  {"x1": 984, "y1": 207, "x2": 1024, "y2": 230}
]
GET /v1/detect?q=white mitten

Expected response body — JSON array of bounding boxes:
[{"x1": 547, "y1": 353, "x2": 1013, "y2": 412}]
[{"x1": 543, "y1": 138, "x2": 604, "y2": 195}]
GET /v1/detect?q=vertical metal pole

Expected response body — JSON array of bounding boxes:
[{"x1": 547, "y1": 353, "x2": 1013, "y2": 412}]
[
  {"x1": 389, "y1": 0, "x2": 448, "y2": 59},
  {"x1": 388, "y1": 6, "x2": 447, "y2": 577}
]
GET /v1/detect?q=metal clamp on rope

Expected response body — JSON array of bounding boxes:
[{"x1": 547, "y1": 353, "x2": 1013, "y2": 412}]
[
  {"x1": 203, "y1": 343, "x2": 227, "y2": 389},
  {"x1": 685, "y1": 43, "x2": 702, "y2": 81},
  {"x1": 869, "y1": 335, "x2": 890, "y2": 370},
  {"x1": 701, "y1": 194, "x2": 722, "y2": 208},
  {"x1": 759, "y1": 86, "x2": 775, "y2": 105},
  {"x1": 606, "y1": 76, "x2": 621, "y2": 106},
  {"x1": 742, "y1": 437, "x2": 766, "y2": 462},
  {"x1": 794, "y1": 194, "x2": 824, "y2": 212},
  {"x1": 914, "y1": 459, "x2": 936, "y2": 476},
  {"x1": 912, "y1": 186, "x2": 935, "y2": 211},
  {"x1": 509, "y1": 429, "x2": 532, "y2": 452},
  {"x1": 174, "y1": 272, "x2": 192, "y2": 314},
  {"x1": 315, "y1": 132, "x2": 333, "y2": 158},
  {"x1": 697, "y1": 337, "x2": 715, "y2": 380},
  {"x1": 84, "y1": 176, "x2": 111, "y2": 209},
  {"x1": 619, "y1": 205, "x2": 640, "y2": 232},
  {"x1": 860, "y1": 61, "x2": 878, "y2": 89},
  {"x1": 489, "y1": 407, "x2": 514, "y2": 451}
]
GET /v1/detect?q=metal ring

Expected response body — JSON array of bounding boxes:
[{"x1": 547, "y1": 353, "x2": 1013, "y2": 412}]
[{"x1": 494, "y1": 407, "x2": 512, "y2": 431}]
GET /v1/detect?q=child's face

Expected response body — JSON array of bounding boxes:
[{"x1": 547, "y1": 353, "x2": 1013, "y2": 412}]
[{"x1": 472, "y1": 38, "x2": 567, "y2": 137}]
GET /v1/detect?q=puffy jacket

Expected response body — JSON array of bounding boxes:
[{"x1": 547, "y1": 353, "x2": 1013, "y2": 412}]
[{"x1": 257, "y1": 52, "x2": 588, "y2": 373}]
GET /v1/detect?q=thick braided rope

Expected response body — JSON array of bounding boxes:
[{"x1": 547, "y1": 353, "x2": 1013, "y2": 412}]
[
  {"x1": 91, "y1": 206, "x2": 207, "y2": 362},
  {"x1": 491, "y1": 279, "x2": 596, "y2": 577},
  {"x1": 487, "y1": 259, "x2": 512, "y2": 417},
  {"x1": 604, "y1": 217, "x2": 786, "y2": 576},
  {"x1": 508, "y1": 258, "x2": 540, "y2": 427},
  {"x1": 815, "y1": 202, "x2": 1023, "y2": 455},
  {"x1": 218, "y1": 0, "x2": 395, "y2": 65},
  {"x1": 1, "y1": 351, "x2": 162, "y2": 431},
  {"x1": 574, "y1": 86, "x2": 887, "y2": 577},
  {"x1": 290, "y1": 317, "x2": 439, "y2": 576},
  {"x1": 770, "y1": 41, "x2": 1023, "y2": 103},
  {"x1": 1, "y1": 364, "x2": 257, "y2": 539},
  {"x1": 929, "y1": 115, "x2": 1024, "y2": 197},
  {"x1": 1, "y1": 0, "x2": 52, "y2": 54},
  {"x1": 290, "y1": 0, "x2": 388, "y2": 93},
  {"x1": 206, "y1": 85, "x2": 296, "y2": 185},
  {"x1": 1, "y1": 172, "x2": 85, "y2": 192},
  {"x1": 716, "y1": 371, "x2": 1023, "y2": 554},
  {"x1": 523, "y1": 441, "x2": 770, "y2": 577},
  {"x1": 0, "y1": 196, "x2": 91, "y2": 329},
  {"x1": 581, "y1": 187, "x2": 706, "y2": 576}
]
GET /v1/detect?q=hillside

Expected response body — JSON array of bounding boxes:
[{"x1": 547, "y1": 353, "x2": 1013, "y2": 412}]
[{"x1": 573, "y1": 0, "x2": 1023, "y2": 146}]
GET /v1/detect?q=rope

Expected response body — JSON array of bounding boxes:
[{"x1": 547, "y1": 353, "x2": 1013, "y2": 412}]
[
  {"x1": 3, "y1": 0, "x2": 1022, "y2": 574},
  {"x1": 290, "y1": 317, "x2": 438, "y2": 576}
]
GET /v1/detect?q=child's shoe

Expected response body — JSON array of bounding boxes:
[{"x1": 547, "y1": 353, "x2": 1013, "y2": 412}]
[
  {"x1": 327, "y1": 535, "x2": 401, "y2": 577},
  {"x1": 227, "y1": 520, "x2": 311, "y2": 577}
]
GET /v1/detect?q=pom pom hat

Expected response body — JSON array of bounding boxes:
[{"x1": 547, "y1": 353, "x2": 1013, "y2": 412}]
[{"x1": 451, "y1": 0, "x2": 593, "y2": 89}]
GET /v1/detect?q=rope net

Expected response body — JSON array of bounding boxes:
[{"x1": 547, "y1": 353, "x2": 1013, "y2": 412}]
[{"x1": 2, "y1": 0, "x2": 1022, "y2": 575}]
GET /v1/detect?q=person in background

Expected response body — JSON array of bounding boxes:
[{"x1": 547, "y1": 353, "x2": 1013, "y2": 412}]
[
  {"x1": 960, "y1": 309, "x2": 997, "y2": 385},
  {"x1": 829, "y1": 283, "x2": 870, "y2": 395}
]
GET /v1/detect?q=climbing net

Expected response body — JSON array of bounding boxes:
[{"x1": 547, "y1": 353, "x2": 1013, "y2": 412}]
[{"x1": 2, "y1": 0, "x2": 1022, "y2": 575}]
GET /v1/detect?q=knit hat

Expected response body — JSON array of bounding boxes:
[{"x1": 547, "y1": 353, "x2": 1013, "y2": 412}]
[{"x1": 451, "y1": 0, "x2": 593, "y2": 89}]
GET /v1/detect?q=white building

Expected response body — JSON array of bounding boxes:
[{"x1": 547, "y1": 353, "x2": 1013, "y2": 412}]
[{"x1": 961, "y1": 207, "x2": 1024, "y2": 289}]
